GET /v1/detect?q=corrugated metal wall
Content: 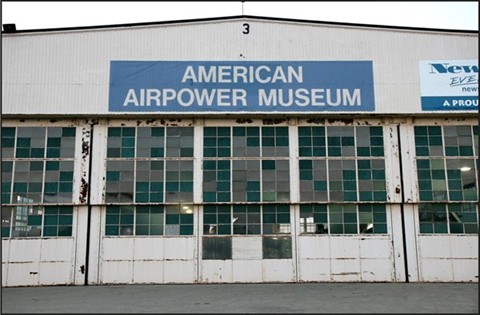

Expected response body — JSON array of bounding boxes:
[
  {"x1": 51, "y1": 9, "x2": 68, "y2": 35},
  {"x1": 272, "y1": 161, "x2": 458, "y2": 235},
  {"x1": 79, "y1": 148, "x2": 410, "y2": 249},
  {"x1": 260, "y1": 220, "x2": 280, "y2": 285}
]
[{"x1": 2, "y1": 18, "x2": 478, "y2": 115}]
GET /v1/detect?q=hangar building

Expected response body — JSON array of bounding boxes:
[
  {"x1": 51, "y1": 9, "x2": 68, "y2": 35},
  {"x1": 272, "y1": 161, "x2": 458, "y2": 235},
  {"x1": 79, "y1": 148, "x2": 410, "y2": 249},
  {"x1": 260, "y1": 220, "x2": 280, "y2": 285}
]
[{"x1": 1, "y1": 16, "x2": 478, "y2": 286}]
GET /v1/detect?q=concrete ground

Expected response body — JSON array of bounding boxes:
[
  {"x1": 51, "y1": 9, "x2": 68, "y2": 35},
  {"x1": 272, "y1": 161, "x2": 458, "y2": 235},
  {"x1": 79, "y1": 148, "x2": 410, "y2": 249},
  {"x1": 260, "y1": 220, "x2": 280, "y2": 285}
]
[{"x1": 1, "y1": 282, "x2": 478, "y2": 314}]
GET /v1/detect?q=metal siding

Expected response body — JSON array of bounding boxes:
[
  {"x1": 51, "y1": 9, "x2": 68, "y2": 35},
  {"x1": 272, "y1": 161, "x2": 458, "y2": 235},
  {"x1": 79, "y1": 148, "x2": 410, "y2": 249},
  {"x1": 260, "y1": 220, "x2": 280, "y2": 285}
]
[
  {"x1": 417, "y1": 235, "x2": 478, "y2": 282},
  {"x1": 133, "y1": 261, "x2": 164, "y2": 284},
  {"x1": 232, "y1": 260, "x2": 263, "y2": 283},
  {"x1": 231, "y1": 236, "x2": 262, "y2": 260},
  {"x1": 297, "y1": 236, "x2": 395, "y2": 282},
  {"x1": 2, "y1": 19, "x2": 477, "y2": 115},
  {"x1": 201, "y1": 260, "x2": 233, "y2": 283},
  {"x1": 262, "y1": 259, "x2": 295, "y2": 282}
]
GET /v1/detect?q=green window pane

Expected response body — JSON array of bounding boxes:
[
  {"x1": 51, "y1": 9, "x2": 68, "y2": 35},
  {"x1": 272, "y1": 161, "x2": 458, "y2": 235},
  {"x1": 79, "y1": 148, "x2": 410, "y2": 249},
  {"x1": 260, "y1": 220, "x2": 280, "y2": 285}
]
[
  {"x1": 180, "y1": 225, "x2": 193, "y2": 235},
  {"x1": 44, "y1": 215, "x2": 58, "y2": 225},
  {"x1": 43, "y1": 226, "x2": 57, "y2": 236},
  {"x1": 28, "y1": 215, "x2": 42, "y2": 226},
  {"x1": 105, "y1": 226, "x2": 119, "y2": 236},
  {"x1": 59, "y1": 215, "x2": 72, "y2": 225},
  {"x1": 136, "y1": 226, "x2": 150, "y2": 235}
]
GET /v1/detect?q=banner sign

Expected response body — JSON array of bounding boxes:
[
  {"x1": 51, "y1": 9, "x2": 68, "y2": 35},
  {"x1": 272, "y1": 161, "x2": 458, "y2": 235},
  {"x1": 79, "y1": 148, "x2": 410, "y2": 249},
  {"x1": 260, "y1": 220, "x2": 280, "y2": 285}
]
[
  {"x1": 419, "y1": 60, "x2": 478, "y2": 111},
  {"x1": 108, "y1": 61, "x2": 375, "y2": 112}
]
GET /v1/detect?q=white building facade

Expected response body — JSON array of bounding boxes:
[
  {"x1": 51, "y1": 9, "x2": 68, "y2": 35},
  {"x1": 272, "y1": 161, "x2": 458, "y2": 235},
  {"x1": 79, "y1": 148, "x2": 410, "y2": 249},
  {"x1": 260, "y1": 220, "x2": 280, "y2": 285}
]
[{"x1": 1, "y1": 16, "x2": 478, "y2": 286}]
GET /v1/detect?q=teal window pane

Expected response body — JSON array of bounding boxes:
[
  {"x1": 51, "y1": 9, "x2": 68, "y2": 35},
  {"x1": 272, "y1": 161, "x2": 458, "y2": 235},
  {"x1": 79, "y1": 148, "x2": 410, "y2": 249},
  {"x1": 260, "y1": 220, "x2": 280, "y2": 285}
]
[
  {"x1": 2, "y1": 227, "x2": 10, "y2": 238},
  {"x1": 166, "y1": 215, "x2": 179, "y2": 224},
  {"x1": 136, "y1": 226, "x2": 150, "y2": 235},
  {"x1": 180, "y1": 225, "x2": 193, "y2": 235},
  {"x1": 43, "y1": 226, "x2": 57, "y2": 236},
  {"x1": 28, "y1": 215, "x2": 42, "y2": 226},
  {"x1": 105, "y1": 226, "x2": 119, "y2": 236},
  {"x1": 58, "y1": 215, "x2": 72, "y2": 225},
  {"x1": 58, "y1": 226, "x2": 72, "y2": 236},
  {"x1": 44, "y1": 215, "x2": 58, "y2": 225}
]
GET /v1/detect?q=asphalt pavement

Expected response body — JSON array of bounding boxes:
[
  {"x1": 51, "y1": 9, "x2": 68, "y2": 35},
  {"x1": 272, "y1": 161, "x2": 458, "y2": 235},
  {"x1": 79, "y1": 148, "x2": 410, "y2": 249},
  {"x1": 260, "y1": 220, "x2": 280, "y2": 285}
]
[{"x1": 1, "y1": 282, "x2": 478, "y2": 314}]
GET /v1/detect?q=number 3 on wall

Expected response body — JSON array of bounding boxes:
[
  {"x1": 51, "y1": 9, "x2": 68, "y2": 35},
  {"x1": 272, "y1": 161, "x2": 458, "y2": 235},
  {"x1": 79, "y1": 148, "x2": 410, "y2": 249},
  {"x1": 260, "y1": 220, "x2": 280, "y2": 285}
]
[{"x1": 243, "y1": 23, "x2": 250, "y2": 34}]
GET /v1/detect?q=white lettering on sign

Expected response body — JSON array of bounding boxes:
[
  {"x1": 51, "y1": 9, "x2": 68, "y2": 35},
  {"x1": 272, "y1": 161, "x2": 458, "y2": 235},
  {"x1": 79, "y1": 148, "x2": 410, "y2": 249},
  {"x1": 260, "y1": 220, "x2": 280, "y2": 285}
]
[
  {"x1": 123, "y1": 88, "x2": 248, "y2": 107},
  {"x1": 181, "y1": 65, "x2": 303, "y2": 84},
  {"x1": 258, "y1": 89, "x2": 362, "y2": 107}
]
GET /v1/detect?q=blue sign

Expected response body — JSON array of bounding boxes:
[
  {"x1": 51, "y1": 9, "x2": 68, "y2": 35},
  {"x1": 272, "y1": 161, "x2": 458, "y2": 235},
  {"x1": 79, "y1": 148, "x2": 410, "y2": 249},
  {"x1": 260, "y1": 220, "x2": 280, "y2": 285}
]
[{"x1": 109, "y1": 61, "x2": 375, "y2": 112}]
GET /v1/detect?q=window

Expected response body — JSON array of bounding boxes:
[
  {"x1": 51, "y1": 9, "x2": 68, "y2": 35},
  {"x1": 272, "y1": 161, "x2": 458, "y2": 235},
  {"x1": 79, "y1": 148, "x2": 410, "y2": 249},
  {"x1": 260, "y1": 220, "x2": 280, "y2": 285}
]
[
  {"x1": 202, "y1": 204, "x2": 291, "y2": 259},
  {"x1": 202, "y1": 237, "x2": 232, "y2": 260},
  {"x1": 299, "y1": 204, "x2": 388, "y2": 235},
  {"x1": 414, "y1": 125, "x2": 478, "y2": 234},
  {"x1": 1, "y1": 127, "x2": 76, "y2": 206},
  {"x1": 233, "y1": 204, "x2": 261, "y2": 235},
  {"x1": 298, "y1": 126, "x2": 386, "y2": 202},
  {"x1": 203, "y1": 126, "x2": 290, "y2": 203},
  {"x1": 415, "y1": 125, "x2": 477, "y2": 202},
  {"x1": 105, "y1": 204, "x2": 193, "y2": 236},
  {"x1": 1, "y1": 205, "x2": 73, "y2": 238},
  {"x1": 263, "y1": 236, "x2": 292, "y2": 259},
  {"x1": 1, "y1": 126, "x2": 76, "y2": 239},
  {"x1": 419, "y1": 203, "x2": 478, "y2": 234},
  {"x1": 105, "y1": 126, "x2": 194, "y2": 204}
]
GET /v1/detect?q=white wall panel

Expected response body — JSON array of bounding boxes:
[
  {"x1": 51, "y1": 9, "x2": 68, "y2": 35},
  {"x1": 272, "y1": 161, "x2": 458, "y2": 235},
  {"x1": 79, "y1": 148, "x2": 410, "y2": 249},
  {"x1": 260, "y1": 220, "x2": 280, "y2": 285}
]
[
  {"x1": 201, "y1": 260, "x2": 233, "y2": 283},
  {"x1": 164, "y1": 238, "x2": 195, "y2": 259},
  {"x1": 360, "y1": 258, "x2": 392, "y2": 282},
  {"x1": 262, "y1": 259, "x2": 295, "y2": 282},
  {"x1": 232, "y1": 237, "x2": 262, "y2": 260},
  {"x1": 330, "y1": 258, "x2": 361, "y2": 281},
  {"x1": 164, "y1": 260, "x2": 196, "y2": 283},
  {"x1": 133, "y1": 261, "x2": 164, "y2": 284},
  {"x1": 449, "y1": 236, "x2": 478, "y2": 258},
  {"x1": 8, "y1": 239, "x2": 41, "y2": 262},
  {"x1": 359, "y1": 238, "x2": 392, "y2": 259},
  {"x1": 232, "y1": 260, "x2": 263, "y2": 283},
  {"x1": 2, "y1": 240, "x2": 10, "y2": 263},
  {"x1": 6, "y1": 263, "x2": 40, "y2": 286},
  {"x1": 330, "y1": 237, "x2": 360, "y2": 258},
  {"x1": 2, "y1": 262, "x2": 8, "y2": 286},
  {"x1": 133, "y1": 238, "x2": 164, "y2": 260},
  {"x1": 39, "y1": 262, "x2": 73, "y2": 285},
  {"x1": 419, "y1": 258, "x2": 453, "y2": 282},
  {"x1": 100, "y1": 261, "x2": 133, "y2": 284},
  {"x1": 3, "y1": 18, "x2": 477, "y2": 116},
  {"x1": 298, "y1": 259, "x2": 330, "y2": 282},
  {"x1": 40, "y1": 238, "x2": 75, "y2": 262},
  {"x1": 102, "y1": 237, "x2": 135, "y2": 260},
  {"x1": 298, "y1": 236, "x2": 330, "y2": 259},
  {"x1": 417, "y1": 235, "x2": 478, "y2": 282},
  {"x1": 452, "y1": 260, "x2": 478, "y2": 282}
]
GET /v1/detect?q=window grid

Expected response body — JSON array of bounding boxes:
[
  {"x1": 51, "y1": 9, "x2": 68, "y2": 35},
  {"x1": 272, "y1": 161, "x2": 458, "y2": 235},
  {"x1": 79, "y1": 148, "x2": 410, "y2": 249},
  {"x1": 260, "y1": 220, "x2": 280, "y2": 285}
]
[
  {"x1": 299, "y1": 126, "x2": 386, "y2": 203},
  {"x1": 203, "y1": 126, "x2": 290, "y2": 204},
  {"x1": 1, "y1": 205, "x2": 73, "y2": 238},
  {"x1": 105, "y1": 126, "x2": 194, "y2": 204},
  {"x1": 2, "y1": 127, "x2": 76, "y2": 206},
  {"x1": 415, "y1": 125, "x2": 478, "y2": 203},
  {"x1": 300, "y1": 204, "x2": 388, "y2": 235},
  {"x1": 202, "y1": 204, "x2": 290, "y2": 236},
  {"x1": 415, "y1": 125, "x2": 478, "y2": 235},
  {"x1": 419, "y1": 203, "x2": 479, "y2": 234},
  {"x1": 105, "y1": 204, "x2": 194, "y2": 236}
]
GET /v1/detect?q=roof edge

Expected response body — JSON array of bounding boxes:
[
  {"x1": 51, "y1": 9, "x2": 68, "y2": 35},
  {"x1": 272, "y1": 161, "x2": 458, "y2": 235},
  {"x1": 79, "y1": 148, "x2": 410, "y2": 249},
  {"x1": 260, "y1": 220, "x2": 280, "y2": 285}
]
[{"x1": 2, "y1": 15, "x2": 478, "y2": 35}]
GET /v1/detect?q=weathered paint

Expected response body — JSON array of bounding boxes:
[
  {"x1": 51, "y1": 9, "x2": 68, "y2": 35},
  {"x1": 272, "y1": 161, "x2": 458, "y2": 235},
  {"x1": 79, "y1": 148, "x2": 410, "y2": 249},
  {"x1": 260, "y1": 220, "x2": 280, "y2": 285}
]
[
  {"x1": 2, "y1": 18, "x2": 477, "y2": 116},
  {"x1": 417, "y1": 235, "x2": 478, "y2": 282},
  {"x1": 298, "y1": 235, "x2": 395, "y2": 282},
  {"x1": 3, "y1": 238, "x2": 76, "y2": 286},
  {"x1": 1, "y1": 117, "x2": 478, "y2": 286}
]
